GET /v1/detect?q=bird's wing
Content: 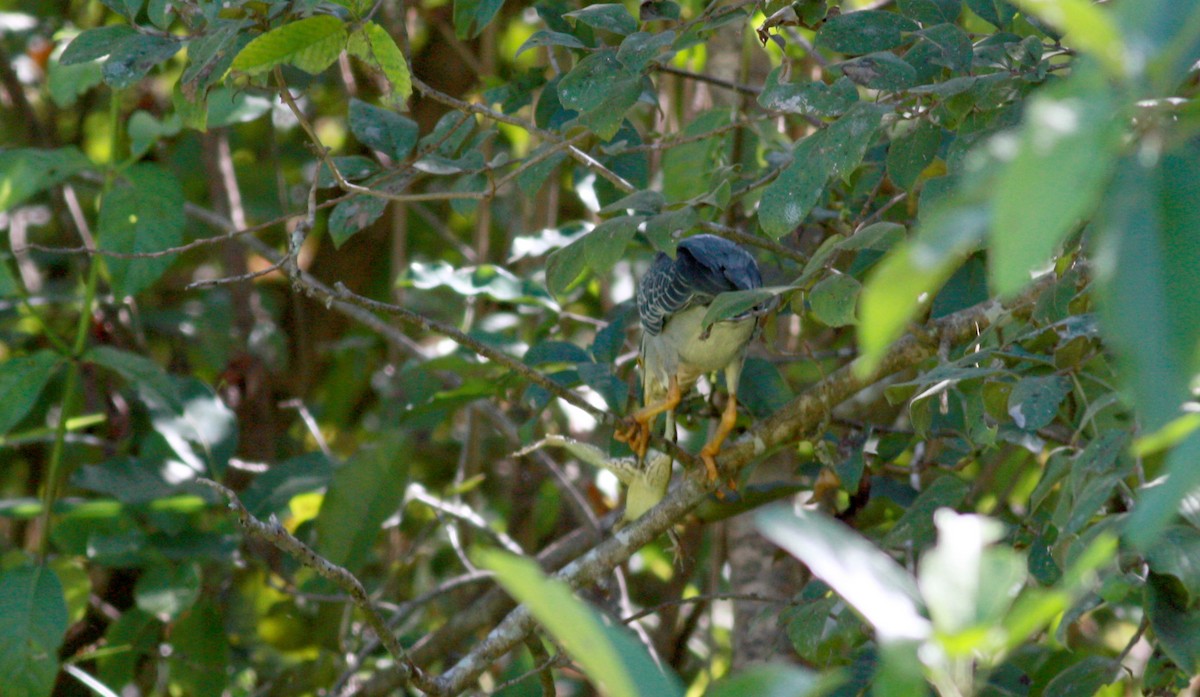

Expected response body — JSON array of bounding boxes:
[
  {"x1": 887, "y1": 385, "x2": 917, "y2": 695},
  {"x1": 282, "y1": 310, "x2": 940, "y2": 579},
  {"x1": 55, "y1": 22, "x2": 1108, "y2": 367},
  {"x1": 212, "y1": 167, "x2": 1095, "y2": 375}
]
[
  {"x1": 638, "y1": 252, "x2": 713, "y2": 336},
  {"x1": 639, "y1": 235, "x2": 765, "y2": 336}
]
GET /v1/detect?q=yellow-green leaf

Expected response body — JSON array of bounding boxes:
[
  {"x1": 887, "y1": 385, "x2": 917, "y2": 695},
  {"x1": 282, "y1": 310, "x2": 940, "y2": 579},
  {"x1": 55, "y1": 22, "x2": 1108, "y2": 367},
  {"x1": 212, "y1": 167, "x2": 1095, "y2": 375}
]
[
  {"x1": 231, "y1": 15, "x2": 347, "y2": 76},
  {"x1": 348, "y1": 21, "x2": 413, "y2": 108}
]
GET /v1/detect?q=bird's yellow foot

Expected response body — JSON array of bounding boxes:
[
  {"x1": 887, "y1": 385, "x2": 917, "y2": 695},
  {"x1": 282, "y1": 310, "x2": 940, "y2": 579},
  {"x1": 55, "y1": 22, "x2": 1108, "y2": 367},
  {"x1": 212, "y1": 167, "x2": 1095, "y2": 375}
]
[{"x1": 614, "y1": 417, "x2": 651, "y2": 459}]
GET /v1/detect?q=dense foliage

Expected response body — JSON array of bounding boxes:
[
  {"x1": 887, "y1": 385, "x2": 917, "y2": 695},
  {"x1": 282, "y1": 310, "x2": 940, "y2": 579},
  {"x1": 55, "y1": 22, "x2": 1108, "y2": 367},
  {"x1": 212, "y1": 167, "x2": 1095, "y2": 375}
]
[{"x1": 1, "y1": 0, "x2": 1198, "y2": 695}]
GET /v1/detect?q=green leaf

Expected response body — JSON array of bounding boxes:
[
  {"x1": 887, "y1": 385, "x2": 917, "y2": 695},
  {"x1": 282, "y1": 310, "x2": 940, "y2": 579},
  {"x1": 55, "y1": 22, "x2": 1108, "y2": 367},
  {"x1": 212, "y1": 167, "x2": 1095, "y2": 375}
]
[
  {"x1": 739, "y1": 357, "x2": 795, "y2": 419},
  {"x1": 102, "y1": 34, "x2": 181, "y2": 89},
  {"x1": 128, "y1": 110, "x2": 181, "y2": 161},
  {"x1": 837, "y1": 51, "x2": 919, "y2": 91},
  {"x1": 347, "y1": 22, "x2": 413, "y2": 107},
  {"x1": 348, "y1": 98, "x2": 418, "y2": 160},
  {"x1": 558, "y1": 50, "x2": 641, "y2": 140},
  {"x1": 0, "y1": 565, "x2": 68, "y2": 697},
  {"x1": 704, "y1": 664, "x2": 824, "y2": 697},
  {"x1": 757, "y1": 506, "x2": 931, "y2": 641},
  {"x1": 809, "y1": 274, "x2": 861, "y2": 327},
  {"x1": 315, "y1": 436, "x2": 408, "y2": 574},
  {"x1": 516, "y1": 30, "x2": 588, "y2": 56},
  {"x1": 882, "y1": 474, "x2": 969, "y2": 550},
  {"x1": 758, "y1": 68, "x2": 858, "y2": 118},
  {"x1": 328, "y1": 193, "x2": 388, "y2": 247},
  {"x1": 180, "y1": 19, "x2": 250, "y2": 96},
  {"x1": 585, "y1": 215, "x2": 641, "y2": 278},
  {"x1": 59, "y1": 25, "x2": 137, "y2": 65},
  {"x1": 1010, "y1": 0, "x2": 1124, "y2": 76},
  {"x1": 231, "y1": 15, "x2": 347, "y2": 75},
  {"x1": 1093, "y1": 146, "x2": 1200, "y2": 434},
  {"x1": 897, "y1": 0, "x2": 961, "y2": 24},
  {"x1": 98, "y1": 163, "x2": 185, "y2": 298},
  {"x1": 0, "y1": 147, "x2": 92, "y2": 213},
  {"x1": 85, "y1": 345, "x2": 181, "y2": 411},
  {"x1": 661, "y1": 110, "x2": 732, "y2": 202},
  {"x1": 991, "y1": 71, "x2": 1121, "y2": 296},
  {"x1": 700, "y1": 287, "x2": 780, "y2": 328},
  {"x1": 239, "y1": 452, "x2": 334, "y2": 517},
  {"x1": 1144, "y1": 526, "x2": 1200, "y2": 605},
  {"x1": 1006, "y1": 374, "x2": 1070, "y2": 431},
  {"x1": 168, "y1": 602, "x2": 230, "y2": 697},
  {"x1": 316, "y1": 155, "x2": 379, "y2": 188},
  {"x1": 1130, "y1": 432, "x2": 1200, "y2": 549},
  {"x1": 617, "y1": 31, "x2": 675, "y2": 71},
  {"x1": 480, "y1": 550, "x2": 685, "y2": 697},
  {"x1": 135, "y1": 562, "x2": 201, "y2": 619},
  {"x1": 966, "y1": 0, "x2": 1016, "y2": 28},
  {"x1": 759, "y1": 103, "x2": 883, "y2": 238},
  {"x1": 887, "y1": 120, "x2": 941, "y2": 189},
  {"x1": 545, "y1": 217, "x2": 641, "y2": 297},
  {"x1": 0, "y1": 351, "x2": 63, "y2": 436},
  {"x1": 454, "y1": 0, "x2": 505, "y2": 38},
  {"x1": 856, "y1": 203, "x2": 988, "y2": 375},
  {"x1": 816, "y1": 10, "x2": 919, "y2": 54},
  {"x1": 99, "y1": 609, "x2": 161, "y2": 689},
  {"x1": 1146, "y1": 576, "x2": 1200, "y2": 674},
  {"x1": 564, "y1": 3, "x2": 638, "y2": 35},
  {"x1": 918, "y1": 22, "x2": 973, "y2": 72},
  {"x1": 48, "y1": 55, "x2": 104, "y2": 108},
  {"x1": 71, "y1": 458, "x2": 178, "y2": 504},
  {"x1": 1042, "y1": 656, "x2": 1120, "y2": 697}
]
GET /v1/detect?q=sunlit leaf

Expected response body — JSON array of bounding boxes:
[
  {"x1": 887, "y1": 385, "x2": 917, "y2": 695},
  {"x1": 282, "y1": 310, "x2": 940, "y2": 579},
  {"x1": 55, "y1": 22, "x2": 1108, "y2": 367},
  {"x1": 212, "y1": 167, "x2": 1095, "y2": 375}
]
[
  {"x1": 758, "y1": 506, "x2": 931, "y2": 641},
  {"x1": 231, "y1": 15, "x2": 347, "y2": 75},
  {"x1": 480, "y1": 550, "x2": 685, "y2": 697}
]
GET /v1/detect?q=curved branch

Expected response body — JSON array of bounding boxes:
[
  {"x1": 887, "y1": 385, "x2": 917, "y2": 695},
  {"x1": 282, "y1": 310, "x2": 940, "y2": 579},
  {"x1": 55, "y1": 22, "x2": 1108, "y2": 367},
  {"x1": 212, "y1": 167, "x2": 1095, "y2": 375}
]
[{"x1": 422, "y1": 270, "x2": 1059, "y2": 695}]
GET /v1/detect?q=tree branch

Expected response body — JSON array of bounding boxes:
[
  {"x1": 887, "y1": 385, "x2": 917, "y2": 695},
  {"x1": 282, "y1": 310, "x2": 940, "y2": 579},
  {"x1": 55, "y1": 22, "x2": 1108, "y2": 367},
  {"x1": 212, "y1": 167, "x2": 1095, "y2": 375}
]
[
  {"x1": 421, "y1": 270, "x2": 1060, "y2": 695},
  {"x1": 196, "y1": 478, "x2": 437, "y2": 693}
]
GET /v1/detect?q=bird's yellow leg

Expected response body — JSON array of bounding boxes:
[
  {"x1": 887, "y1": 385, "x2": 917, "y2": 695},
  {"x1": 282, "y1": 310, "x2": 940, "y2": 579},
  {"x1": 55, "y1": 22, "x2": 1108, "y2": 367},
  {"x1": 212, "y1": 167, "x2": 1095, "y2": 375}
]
[
  {"x1": 699, "y1": 394, "x2": 740, "y2": 486},
  {"x1": 615, "y1": 376, "x2": 681, "y2": 458}
]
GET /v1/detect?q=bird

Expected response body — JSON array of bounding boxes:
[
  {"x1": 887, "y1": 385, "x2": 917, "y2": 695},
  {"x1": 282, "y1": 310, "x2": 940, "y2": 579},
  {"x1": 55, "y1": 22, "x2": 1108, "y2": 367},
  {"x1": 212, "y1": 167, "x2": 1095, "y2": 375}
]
[{"x1": 616, "y1": 234, "x2": 768, "y2": 486}]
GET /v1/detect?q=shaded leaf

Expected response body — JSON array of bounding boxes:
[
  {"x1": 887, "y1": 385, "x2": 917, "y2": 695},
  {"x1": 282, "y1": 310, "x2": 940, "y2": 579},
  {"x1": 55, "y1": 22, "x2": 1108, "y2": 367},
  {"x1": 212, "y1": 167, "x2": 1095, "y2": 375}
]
[
  {"x1": 98, "y1": 163, "x2": 185, "y2": 298},
  {"x1": 454, "y1": 0, "x2": 505, "y2": 39},
  {"x1": 0, "y1": 351, "x2": 63, "y2": 436},
  {"x1": 315, "y1": 436, "x2": 408, "y2": 574},
  {"x1": 0, "y1": 566, "x2": 68, "y2": 697},
  {"x1": 558, "y1": 50, "x2": 641, "y2": 140},
  {"x1": 565, "y1": 4, "x2": 638, "y2": 35},
  {"x1": 329, "y1": 193, "x2": 388, "y2": 247},
  {"x1": 888, "y1": 120, "x2": 942, "y2": 189},
  {"x1": 0, "y1": 147, "x2": 92, "y2": 213},
  {"x1": 1006, "y1": 374, "x2": 1070, "y2": 430},
  {"x1": 102, "y1": 34, "x2": 181, "y2": 88},
  {"x1": 759, "y1": 103, "x2": 884, "y2": 238},
  {"x1": 59, "y1": 25, "x2": 137, "y2": 65},
  {"x1": 816, "y1": 10, "x2": 919, "y2": 54},
  {"x1": 809, "y1": 274, "x2": 861, "y2": 327},
  {"x1": 758, "y1": 68, "x2": 858, "y2": 118},
  {"x1": 349, "y1": 98, "x2": 418, "y2": 160},
  {"x1": 837, "y1": 52, "x2": 919, "y2": 91},
  {"x1": 168, "y1": 602, "x2": 230, "y2": 697}
]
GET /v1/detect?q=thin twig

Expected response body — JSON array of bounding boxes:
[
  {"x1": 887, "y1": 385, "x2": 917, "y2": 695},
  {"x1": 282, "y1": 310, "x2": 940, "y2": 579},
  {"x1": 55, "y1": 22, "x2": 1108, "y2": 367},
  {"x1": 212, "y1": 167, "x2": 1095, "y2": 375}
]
[{"x1": 196, "y1": 478, "x2": 435, "y2": 693}]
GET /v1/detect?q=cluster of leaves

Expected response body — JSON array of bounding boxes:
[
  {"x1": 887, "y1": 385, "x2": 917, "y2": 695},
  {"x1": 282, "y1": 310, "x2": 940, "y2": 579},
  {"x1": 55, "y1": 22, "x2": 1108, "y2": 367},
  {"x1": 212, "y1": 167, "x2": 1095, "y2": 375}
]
[{"x1": 0, "y1": 0, "x2": 1199, "y2": 695}]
